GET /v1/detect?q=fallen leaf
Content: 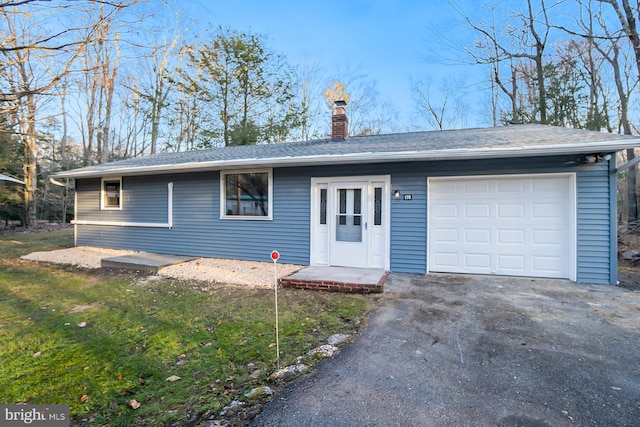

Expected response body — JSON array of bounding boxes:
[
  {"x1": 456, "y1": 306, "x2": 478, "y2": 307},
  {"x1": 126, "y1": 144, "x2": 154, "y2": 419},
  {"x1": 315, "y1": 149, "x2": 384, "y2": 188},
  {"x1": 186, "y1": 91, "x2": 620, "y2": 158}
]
[
  {"x1": 33, "y1": 351, "x2": 41, "y2": 357},
  {"x1": 128, "y1": 399, "x2": 141, "y2": 409},
  {"x1": 166, "y1": 375, "x2": 181, "y2": 382},
  {"x1": 80, "y1": 394, "x2": 89, "y2": 403},
  {"x1": 118, "y1": 374, "x2": 124, "y2": 381},
  {"x1": 178, "y1": 354, "x2": 186, "y2": 359},
  {"x1": 268, "y1": 343, "x2": 276, "y2": 348},
  {"x1": 77, "y1": 322, "x2": 87, "y2": 328},
  {"x1": 217, "y1": 321, "x2": 222, "y2": 327}
]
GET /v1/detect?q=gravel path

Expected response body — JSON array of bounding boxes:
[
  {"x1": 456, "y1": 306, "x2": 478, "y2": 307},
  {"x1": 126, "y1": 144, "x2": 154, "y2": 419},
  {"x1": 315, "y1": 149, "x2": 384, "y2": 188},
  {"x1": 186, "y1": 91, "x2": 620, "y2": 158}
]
[{"x1": 21, "y1": 247, "x2": 303, "y2": 289}]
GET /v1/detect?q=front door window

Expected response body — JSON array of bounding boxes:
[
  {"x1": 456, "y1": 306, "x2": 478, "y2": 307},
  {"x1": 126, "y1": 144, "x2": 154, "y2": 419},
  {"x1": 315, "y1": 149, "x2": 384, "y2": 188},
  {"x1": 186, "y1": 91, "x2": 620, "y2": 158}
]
[{"x1": 336, "y1": 188, "x2": 362, "y2": 242}]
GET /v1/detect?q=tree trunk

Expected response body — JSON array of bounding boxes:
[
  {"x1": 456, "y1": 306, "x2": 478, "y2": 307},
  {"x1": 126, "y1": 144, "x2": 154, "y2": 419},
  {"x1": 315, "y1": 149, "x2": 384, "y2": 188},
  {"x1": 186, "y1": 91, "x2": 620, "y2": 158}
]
[{"x1": 22, "y1": 92, "x2": 38, "y2": 227}]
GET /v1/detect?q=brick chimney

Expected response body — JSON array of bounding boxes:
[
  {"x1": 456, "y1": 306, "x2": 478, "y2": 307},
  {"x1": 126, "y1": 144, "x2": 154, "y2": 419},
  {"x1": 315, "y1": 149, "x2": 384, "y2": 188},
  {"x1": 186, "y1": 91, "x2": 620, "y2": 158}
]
[{"x1": 331, "y1": 100, "x2": 348, "y2": 140}]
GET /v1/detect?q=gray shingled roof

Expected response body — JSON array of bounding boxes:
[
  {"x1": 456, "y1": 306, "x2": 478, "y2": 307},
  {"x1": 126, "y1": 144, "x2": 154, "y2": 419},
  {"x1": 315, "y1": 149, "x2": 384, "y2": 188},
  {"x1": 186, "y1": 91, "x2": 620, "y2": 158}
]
[{"x1": 55, "y1": 124, "x2": 640, "y2": 178}]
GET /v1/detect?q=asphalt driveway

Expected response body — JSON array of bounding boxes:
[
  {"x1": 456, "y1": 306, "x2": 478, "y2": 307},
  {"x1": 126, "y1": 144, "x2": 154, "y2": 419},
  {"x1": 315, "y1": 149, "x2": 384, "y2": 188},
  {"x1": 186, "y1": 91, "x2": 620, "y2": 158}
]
[{"x1": 254, "y1": 273, "x2": 640, "y2": 426}]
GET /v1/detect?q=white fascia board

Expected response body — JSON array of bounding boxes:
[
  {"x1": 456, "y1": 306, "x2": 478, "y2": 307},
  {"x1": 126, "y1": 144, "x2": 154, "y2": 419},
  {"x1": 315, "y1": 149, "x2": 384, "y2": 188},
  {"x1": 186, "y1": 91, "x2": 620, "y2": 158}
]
[
  {"x1": 54, "y1": 140, "x2": 640, "y2": 179},
  {"x1": 0, "y1": 174, "x2": 26, "y2": 184}
]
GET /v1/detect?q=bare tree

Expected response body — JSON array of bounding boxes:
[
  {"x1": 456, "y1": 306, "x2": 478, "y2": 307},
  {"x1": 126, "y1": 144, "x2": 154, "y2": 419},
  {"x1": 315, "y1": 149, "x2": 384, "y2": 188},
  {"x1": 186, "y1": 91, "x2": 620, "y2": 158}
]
[
  {"x1": 463, "y1": 0, "x2": 557, "y2": 124},
  {"x1": 0, "y1": 1, "x2": 138, "y2": 225},
  {"x1": 411, "y1": 76, "x2": 467, "y2": 130},
  {"x1": 590, "y1": 0, "x2": 640, "y2": 225}
]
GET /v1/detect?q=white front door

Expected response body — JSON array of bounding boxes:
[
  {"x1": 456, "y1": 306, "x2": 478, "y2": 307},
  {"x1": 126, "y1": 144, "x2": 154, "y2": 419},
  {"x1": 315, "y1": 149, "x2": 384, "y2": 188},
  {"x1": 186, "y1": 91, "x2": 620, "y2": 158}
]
[
  {"x1": 311, "y1": 176, "x2": 390, "y2": 269},
  {"x1": 330, "y1": 183, "x2": 368, "y2": 268}
]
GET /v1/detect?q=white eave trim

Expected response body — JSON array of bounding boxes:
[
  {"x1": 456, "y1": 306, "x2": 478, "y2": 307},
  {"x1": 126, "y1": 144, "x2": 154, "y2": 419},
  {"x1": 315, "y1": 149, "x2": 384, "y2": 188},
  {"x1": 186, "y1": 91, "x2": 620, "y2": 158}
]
[
  {"x1": 0, "y1": 174, "x2": 25, "y2": 185},
  {"x1": 54, "y1": 140, "x2": 640, "y2": 179}
]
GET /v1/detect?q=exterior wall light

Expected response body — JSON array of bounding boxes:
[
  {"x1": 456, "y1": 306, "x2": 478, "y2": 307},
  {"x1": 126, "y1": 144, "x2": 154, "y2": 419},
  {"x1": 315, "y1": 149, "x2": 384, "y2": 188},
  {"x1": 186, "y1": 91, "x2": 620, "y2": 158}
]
[{"x1": 394, "y1": 190, "x2": 401, "y2": 199}]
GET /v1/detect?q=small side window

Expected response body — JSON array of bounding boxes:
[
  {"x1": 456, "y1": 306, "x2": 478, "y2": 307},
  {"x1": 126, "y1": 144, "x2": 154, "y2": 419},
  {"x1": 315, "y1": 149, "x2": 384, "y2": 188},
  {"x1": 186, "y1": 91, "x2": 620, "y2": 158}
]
[
  {"x1": 101, "y1": 177, "x2": 122, "y2": 210},
  {"x1": 374, "y1": 187, "x2": 382, "y2": 226},
  {"x1": 320, "y1": 188, "x2": 327, "y2": 225}
]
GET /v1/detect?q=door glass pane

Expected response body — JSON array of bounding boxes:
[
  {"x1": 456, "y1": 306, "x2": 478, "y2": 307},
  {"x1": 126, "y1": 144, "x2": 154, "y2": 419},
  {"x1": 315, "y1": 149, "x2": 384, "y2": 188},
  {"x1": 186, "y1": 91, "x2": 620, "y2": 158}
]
[
  {"x1": 336, "y1": 187, "x2": 362, "y2": 242},
  {"x1": 353, "y1": 189, "x2": 361, "y2": 214},
  {"x1": 320, "y1": 188, "x2": 327, "y2": 225},
  {"x1": 336, "y1": 215, "x2": 362, "y2": 242},
  {"x1": 374, "y1": 187, "x2": 382, "y2": 226},
  {"x1": 339, "y1": 189, "x2": 347, "y2": 214}
]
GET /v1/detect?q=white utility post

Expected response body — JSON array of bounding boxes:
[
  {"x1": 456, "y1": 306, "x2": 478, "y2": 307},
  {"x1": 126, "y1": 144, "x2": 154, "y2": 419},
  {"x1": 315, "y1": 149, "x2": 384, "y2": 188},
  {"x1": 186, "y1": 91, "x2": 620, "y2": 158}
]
[{"x1": 270, "y1": 250, "x2": 281, "y2": 370}]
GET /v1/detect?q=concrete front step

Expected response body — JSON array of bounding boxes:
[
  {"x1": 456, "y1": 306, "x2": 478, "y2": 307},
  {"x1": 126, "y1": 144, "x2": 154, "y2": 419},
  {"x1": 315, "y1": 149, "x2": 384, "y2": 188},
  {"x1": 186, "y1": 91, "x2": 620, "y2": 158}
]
[
  {"x1": 280, "y1": 266, "x2": 388, "y2": 294},
  {"x1": 101, "y1": 253, "x2": 197, "y2": 273}
]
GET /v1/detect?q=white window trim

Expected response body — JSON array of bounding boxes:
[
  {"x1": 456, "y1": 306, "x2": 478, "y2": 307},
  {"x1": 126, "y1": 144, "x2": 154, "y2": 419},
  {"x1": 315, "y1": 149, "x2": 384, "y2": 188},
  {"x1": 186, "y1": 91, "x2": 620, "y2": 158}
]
[
  {"x1": 101, "y1": 177, "x2": 122, "y2": 211},
  {"x1": 220, "y1": 168, "x2": 273, "y2": 220}
]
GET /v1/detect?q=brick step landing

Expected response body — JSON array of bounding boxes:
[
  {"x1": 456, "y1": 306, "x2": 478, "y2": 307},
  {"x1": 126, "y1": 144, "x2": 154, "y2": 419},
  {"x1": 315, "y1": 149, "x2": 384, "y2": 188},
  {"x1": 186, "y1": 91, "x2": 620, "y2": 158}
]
[{"x1": 280, "y1": 266, "x2": 388, "y2": 294}]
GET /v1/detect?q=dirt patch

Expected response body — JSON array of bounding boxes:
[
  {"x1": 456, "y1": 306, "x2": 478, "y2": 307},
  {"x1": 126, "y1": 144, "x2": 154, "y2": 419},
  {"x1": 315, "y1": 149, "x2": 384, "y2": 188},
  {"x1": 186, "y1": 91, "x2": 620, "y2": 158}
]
[
  {"x1": 67, "y1": 303, "x2": 101, "y2": 314},
  {"x1": 21, "y1": 246, "x2": 304, "y2": 289},
  {"x1": 0, "y1": 222, "x2": 72, "y2": 235}
]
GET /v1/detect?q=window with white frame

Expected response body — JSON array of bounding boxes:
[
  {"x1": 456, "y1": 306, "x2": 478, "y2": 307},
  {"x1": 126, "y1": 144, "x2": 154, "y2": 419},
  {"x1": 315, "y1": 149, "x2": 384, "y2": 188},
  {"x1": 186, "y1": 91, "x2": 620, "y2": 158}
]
[
  {"x1": 221, "y1": 169, "x2": 272, "y2": 219},
  {"x1": 101, "y1": 177, "x2": 122, "y2": 210}
]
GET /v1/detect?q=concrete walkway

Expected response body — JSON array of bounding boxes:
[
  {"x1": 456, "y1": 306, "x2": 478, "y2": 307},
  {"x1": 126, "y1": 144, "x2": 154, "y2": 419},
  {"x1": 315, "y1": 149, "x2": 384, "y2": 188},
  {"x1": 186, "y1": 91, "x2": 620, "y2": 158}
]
[{"x1": 254, "y1": 273, "x2": 640, "y2": 426}]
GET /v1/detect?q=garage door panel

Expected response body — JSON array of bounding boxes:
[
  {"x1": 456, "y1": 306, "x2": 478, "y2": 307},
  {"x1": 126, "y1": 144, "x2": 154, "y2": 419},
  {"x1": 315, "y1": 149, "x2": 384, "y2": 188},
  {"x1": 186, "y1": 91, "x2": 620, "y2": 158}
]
[
  {"x1": 433, "y1": 204, "x2": 458, "y2": 218},
  {"x1": 497, "y1": 203, "x2": 524, "y2": 218},
  {"x1": 532, "y1": 256, "x2": 563, "y2": 274},
  {"x1": 465, "y1": 228, "x2": 491, "y2": 243},
  {"x1": 497, "y1": 180, "x2": 524, "y2": 192},
  {"x1": 533, "y1": 203, "x2": 563, "y2": 218},
  {"x1": 497, "y1": 254, "x2": 525, "y2": 271},
  {"x1": 532, "y1": 229, "x2": 562, "y2": 245},
  {"x1": 434, "y1": 252, "x2": 458, "y2": 267},
  {"x1": 431, "y1": 228, "x2": 458, "y2": 243},
  {"x1": 497, "y1": 229, "x2": 525, "y2": 244},
  {"x1": 464, "y1": 253, "x2": 491, "y2": 269},
  {"x1": 429, "y1": 175, "x2": 574, "y2": 280},
  {"x1": 465, "y1": 204, "x2": 490, "y2": 218},
  {"x1": 464, "y1": 181, "x2": 491, "y2": 193}
]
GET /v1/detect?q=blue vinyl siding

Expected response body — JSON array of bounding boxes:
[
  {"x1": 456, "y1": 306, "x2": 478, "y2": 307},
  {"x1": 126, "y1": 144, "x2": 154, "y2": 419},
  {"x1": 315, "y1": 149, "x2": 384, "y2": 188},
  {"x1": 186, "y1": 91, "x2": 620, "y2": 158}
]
[
  {"x1": 76, "y1": 176, "x2": 169, "y2": 223},
  {"x1": 576, "y1": 160, "x2": 613, "y2": 284},
  {"x1": 75, "y1": 153, "x2": 617, "y2": 283},
  {"x1": 77, "y1": 170, "x2": 310, "y2": 265}
]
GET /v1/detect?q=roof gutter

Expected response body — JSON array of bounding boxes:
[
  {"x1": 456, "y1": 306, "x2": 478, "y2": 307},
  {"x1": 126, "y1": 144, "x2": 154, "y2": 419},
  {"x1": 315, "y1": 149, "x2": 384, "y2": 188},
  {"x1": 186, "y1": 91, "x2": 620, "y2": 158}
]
[
  {"x1": 53, "y1": 140, "x2": 640, "y2": 179},
  {"x1": 617, "y1": 155, "x2": 640, "y2": 173},
  {"x1": 0, "y1": 174, "x2": 26, "y2": 185}
]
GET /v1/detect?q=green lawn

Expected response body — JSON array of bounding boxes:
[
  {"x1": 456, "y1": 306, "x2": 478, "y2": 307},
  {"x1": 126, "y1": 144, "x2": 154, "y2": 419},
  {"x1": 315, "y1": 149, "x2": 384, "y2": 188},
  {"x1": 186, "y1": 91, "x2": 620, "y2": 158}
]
[{"x1": 0, "y1": 230, "x2": 372, "y2": 426}]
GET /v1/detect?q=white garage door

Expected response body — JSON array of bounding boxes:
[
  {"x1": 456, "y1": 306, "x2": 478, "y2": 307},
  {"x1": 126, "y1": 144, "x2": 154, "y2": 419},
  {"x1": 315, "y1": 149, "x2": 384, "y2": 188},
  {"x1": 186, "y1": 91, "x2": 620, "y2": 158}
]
[{"x1": 428, "y1": 174, "x2": 575, "y2": 280}]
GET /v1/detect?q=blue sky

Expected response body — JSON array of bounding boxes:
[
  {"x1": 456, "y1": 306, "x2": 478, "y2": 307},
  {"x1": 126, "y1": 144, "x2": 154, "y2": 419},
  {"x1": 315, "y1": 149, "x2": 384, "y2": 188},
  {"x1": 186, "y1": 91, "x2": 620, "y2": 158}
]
[{"x1": 167, "y1": 0, "x2": 485, "y2": 131}]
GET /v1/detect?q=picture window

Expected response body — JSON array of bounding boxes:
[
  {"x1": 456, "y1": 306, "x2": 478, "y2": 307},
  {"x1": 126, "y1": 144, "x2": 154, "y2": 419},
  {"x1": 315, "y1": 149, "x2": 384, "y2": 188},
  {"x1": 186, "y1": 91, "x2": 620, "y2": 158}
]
[{"x1": 221, "y1": 169, "x2": 272, "y2": 220}]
